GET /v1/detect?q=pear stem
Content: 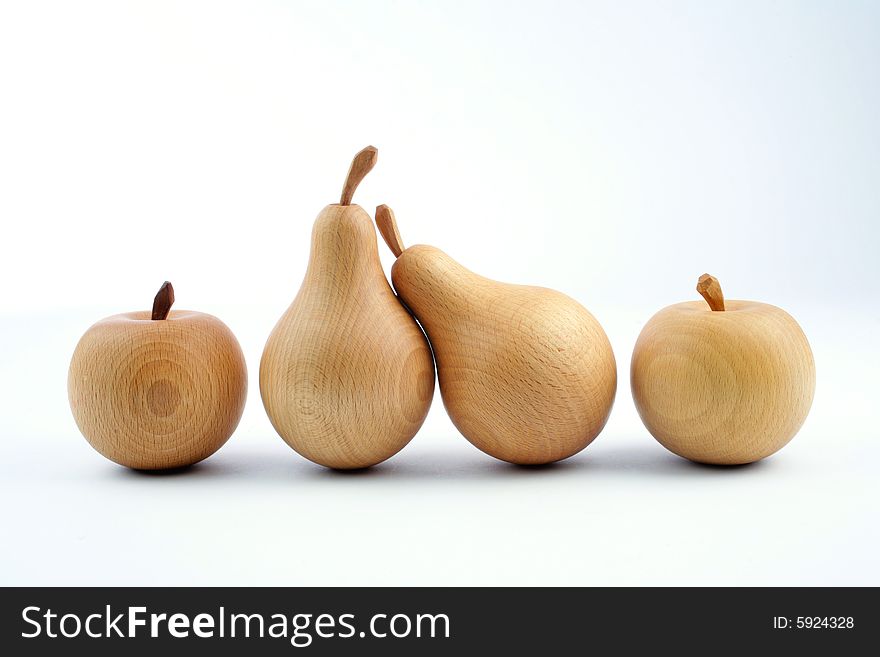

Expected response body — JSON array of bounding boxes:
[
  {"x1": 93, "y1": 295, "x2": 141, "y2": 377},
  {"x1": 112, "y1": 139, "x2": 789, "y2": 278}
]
[
  {"x1": 340, "y1": 146, "x2": 378, "y2": 206},
  {"x1": 151, "y1": 281, "x2": 175, "y2": 320},
  {"x1": 375, "y1": 204, "x2": 405, "y2": 258},
  {"x1": 696, "y1": 274, "x2": 725, "y2": 311}
]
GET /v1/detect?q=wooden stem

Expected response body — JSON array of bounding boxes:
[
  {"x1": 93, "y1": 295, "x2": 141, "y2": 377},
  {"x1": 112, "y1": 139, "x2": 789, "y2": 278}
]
[
  {"x1": 151, "y1": 281, "x2": 175, "y2": 320},
  {"x1": 340, "y1": 146, "x2": 378, "y2": 206},
  {"x1": 375, "y1": 204, "x2": 405, "y2": 258},
  {"x1": 696, "y1": 274, "x2": 725, "y2": 311}
]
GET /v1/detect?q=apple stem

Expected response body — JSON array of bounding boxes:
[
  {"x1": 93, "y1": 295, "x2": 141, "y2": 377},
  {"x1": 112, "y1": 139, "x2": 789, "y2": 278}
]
[
  {"x1": 696, "y1": 274, "x2": 725, "y2": 311},
  {"x1": 375, "y1": 204, "x2": 405, "y2": 258},
  {"x1": 340, "y1": 146, "x2": 378, "y2": 206},
  {"x1": 151, "y1": 281, "x2": 175, "y2": 320}
]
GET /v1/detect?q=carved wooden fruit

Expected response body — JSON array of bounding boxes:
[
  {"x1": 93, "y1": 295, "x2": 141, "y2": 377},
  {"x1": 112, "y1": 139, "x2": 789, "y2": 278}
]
[
  {"x1": 68, "y1": 282, "x2": 248, "y2": 470},
  {"x1": 260, "y1": 148, "x2": 435, "y2": 469},
  {"x1": 375, "y1": 205, "x2": 616, "y2": 465},
  {"x1": 630, "y1": 274, "x2": 815, "y2": 465}
]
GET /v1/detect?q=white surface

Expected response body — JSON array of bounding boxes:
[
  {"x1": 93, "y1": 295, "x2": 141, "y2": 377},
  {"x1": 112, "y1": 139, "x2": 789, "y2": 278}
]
[{"x1": 1, "y1": 1, "x2": 878, "y2": 585}]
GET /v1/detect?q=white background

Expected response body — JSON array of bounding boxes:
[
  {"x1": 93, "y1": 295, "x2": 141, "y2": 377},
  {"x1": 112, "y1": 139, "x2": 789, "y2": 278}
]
[{"x1": 1, "y1": 0, "x2": 877, "y2": 585}]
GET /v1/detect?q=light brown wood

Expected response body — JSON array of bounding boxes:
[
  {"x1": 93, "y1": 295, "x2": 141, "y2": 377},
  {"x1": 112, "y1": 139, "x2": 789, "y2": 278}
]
[
  {"x1": 375, "y1": 204, "x2": 404, "y2": 257},
  {"x1": 631, "y1": 275, "x2": 815, "y2": 465},
  {"x1": 340, "y1": 145, "x2": 378, "y2": 206},
  {"x1": 377, "y1": 206, "x2": 617, "y2": 465},
  {"x1": 68, "y1": 284, "x2": 248, "y2": 470},
  {"x1": 260, "y1": 151, "x2": 434, "y2": 469},
  {"x1": 696, "y1": 273, "x2": 725, "y2": 311}
]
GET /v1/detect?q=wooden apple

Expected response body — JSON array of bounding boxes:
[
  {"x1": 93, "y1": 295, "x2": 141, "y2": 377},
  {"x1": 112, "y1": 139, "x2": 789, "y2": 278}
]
[
  {"x1": 68, "y1": 282, "x2": 248, "y2": 470},
  {"x1": 630, "y1": 274, "x2": 815, "y2": 465}
]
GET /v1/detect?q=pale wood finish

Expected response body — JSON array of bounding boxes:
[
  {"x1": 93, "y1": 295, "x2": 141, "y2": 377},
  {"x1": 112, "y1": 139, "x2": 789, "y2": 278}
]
[
  {"x1": 696, "y1": 273, "x2": 725, "y2": 311},
  {"x1": 631, "y1": 279, "x2": 815, "y2": 465},
  {"x1": 260, "y1": 150, "x2": 434, "y2": 469},
  {"x1": 375, "y1": 204, "x2": 404, "y2": 258},
  {"x1": 68, "y1": 310, "x2": 248, "y2": 470},
  {"x1": 340, "y1": 146, "x2": 378, "y2": 206},
  {"x1": 381, "y1": 213, "x2": 616, "y2": 464}
]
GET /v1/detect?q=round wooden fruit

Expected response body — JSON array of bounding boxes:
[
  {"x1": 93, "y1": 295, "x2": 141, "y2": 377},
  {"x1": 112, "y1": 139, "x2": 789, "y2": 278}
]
[
  {"x1": 630, "y1": 274, "x2": 815, "y2": 465},
  {"x1": 68, "y1": 283, "x2": 248, "y2": 470}
]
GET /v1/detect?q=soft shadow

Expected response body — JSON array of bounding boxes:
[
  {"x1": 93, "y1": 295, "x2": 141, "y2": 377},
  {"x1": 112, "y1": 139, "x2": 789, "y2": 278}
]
[
  {"x1": 316, "y1": 465, "x2": 386, "y2": 478},
  {"x1": 111, "y1": 459, "x2": 230, "y2": 480},
  {"x1": 302, "y1": 447, "x2": 592, "y2": 483},
  {"x1": 99, "y1": 440, "x2": 775, "y2": 485},
  {"x1": 585, "y1": 442, "x2": 774, "y2": 478}
]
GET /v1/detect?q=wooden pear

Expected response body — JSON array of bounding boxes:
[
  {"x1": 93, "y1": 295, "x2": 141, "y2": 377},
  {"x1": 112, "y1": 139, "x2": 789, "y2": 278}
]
[
  {"x1": 375, "y1": 205, "x2": 617, "y2": 465},
  {"x1": 260, "y1": 148, "x2": 435, "y2": 469}
]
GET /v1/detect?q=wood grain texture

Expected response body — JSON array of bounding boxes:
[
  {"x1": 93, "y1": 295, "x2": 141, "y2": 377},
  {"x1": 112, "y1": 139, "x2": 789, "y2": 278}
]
[
  {"x1": 630, "y1": 300, "x2": 815, "y2": 465},
  {"x1": 375, "y1": 204, "x2": 404, "y2": 257},
  {"x1": 68, "y1": 311, "x2": 248, "y2": 470},
  {"x1": 340, "y1": 146, "x2": 378, "y2": 206},
  {"x1": 390, "y1": 244, "x2": 617, "y2": 465},
  {"x1": 696, "y1": 273, "x2": 725, "y2": 311},
  {"x1": 260, "y1": 204, "x2": 435, "y2": 469}
]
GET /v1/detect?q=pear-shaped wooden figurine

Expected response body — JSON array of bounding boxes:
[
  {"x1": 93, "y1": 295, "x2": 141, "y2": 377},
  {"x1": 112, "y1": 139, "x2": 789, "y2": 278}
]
[
  {"x1": 375, "y1": 205, "x2": 617, "y2": 465},
  {"x1": 260, "y1": 148, "x2": 435, "y2": 469}
]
